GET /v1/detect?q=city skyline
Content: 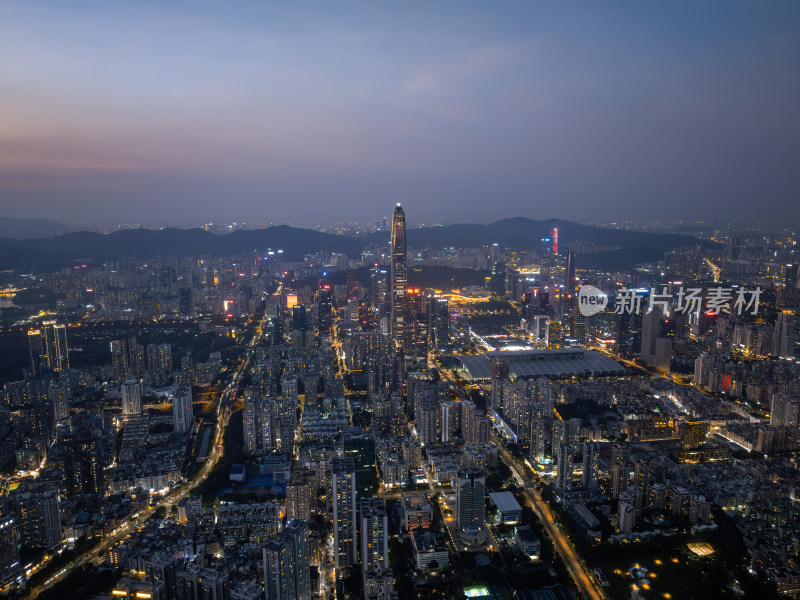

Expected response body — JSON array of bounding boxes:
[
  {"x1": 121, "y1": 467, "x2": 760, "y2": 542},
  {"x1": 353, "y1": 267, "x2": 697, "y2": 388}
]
[
  {"x1": 1, "y1": 1, "x2": 798, "y2": 225},
  {"x1": 1, "y1": 201, "x2": 799, "y2": 599},
  {"x1": 2, "y1": 2, "x2": 800, "y2": 598}
]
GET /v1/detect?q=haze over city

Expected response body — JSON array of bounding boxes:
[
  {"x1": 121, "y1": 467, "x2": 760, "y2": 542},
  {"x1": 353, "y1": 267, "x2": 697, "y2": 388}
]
[{"x1": 1, "y1": 1, "x2": 799, "y2": 226}]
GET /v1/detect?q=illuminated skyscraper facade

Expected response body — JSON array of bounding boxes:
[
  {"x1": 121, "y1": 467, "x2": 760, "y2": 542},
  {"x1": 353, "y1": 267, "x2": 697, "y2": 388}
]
[
  {"x1": 172, "y1": 384, "x2": 194, "y2": 434},
  {"x1": 390, "y1": 204, "x2": 407, "y2": 355},
  {"x1": 332, "y1": 457, "x2": 357, "y2": 572},
  {"x1": 456, "y1": 467, "x2": 486, "y2": 546},
  {"x1": 28, "y1": 321, "x2": 69, "y2": 375}
]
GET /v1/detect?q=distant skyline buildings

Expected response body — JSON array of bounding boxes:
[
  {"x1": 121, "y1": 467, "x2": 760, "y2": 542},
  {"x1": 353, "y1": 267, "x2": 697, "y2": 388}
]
[{"x1": 1, "y1": 214, "x2": 799, "y2": 243}]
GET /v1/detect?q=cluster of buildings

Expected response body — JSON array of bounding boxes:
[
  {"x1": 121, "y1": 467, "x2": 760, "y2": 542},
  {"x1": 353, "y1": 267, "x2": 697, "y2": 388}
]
[{"x1": 1, "y1": 208, "x2": 800, "y2": 599}]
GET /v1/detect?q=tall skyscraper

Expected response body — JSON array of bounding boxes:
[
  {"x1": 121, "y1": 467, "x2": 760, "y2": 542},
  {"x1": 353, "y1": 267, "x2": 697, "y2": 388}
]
[
  {"x1": 555, "y1": 443, "x2": 573, "y2": 495},
  {"x1": 28, "y1": 321, "x2": 69, "y2": 376},
  {"x1": 427, "y1": 294, "x2": 449, "y2": 350},
  {"x1": 12, "y1": 491, "x2": 62, "y2": 551},
  {"x1": 178, "y1": 287, "x2": 194, "y2": 316},
  {"x1": 776, "y1": 312, "x2": 797, "y2": 359},
  {"x1": 581, "y1": 442, "x2": 599, "y2": 491},
  {"x1": 263, "y1": 520, "x2": 310, "y2": 600},
  {"x1": 359, "y1": 498, "x2": 388, "y2": 574},
  {"x1": 456, "y1": 467, "x2": 486, "y2": 546},
  {"x1": 144, "y1": 553, "x2": 177, "y2": 600},
  {"x1": 48, "y1": 381, "x2": 71, "y2": 422},
  {"x1": 317, "y1": 286, "x2": 332, "y2": 336},
  {"x1": 564, "y1": 250, "x2": 576, "y2": 300},
  {"x1": 285, "y1": 520, "x2": 311, "y2": 600},
  {"x1": 121, "y1": 379, "x2": 143, "y2": 416},
  {"x1": 403, "y1": 287, "x2": 425, "y2": 361},
  {"x1": 171, "y1": 384, "x2": 193, "y2": 434},
  {"x1": 62, "y1": 435, "x2": 104, "y2": 498},
  {"x1": 343, "y1": 428, "x2": 376, "y2": 499},
  {"x1": 27, "y1": 329, "x2": 44, "y2": 377},
  {"x1": 641, "y1": 304, "x2": 672, "y2": 372},
  {"x1": 331, "y1": 457, "x2": 357, "y2": 572},
  {"x1": 110, "y1": 333, "x2": 144, "y2": 380},
  {"x1": 390, "y1": 204, "x2": 407, "y2": 355},
  {"x1": 243, "y1": 403, "x2": 258, "y2": 454}
]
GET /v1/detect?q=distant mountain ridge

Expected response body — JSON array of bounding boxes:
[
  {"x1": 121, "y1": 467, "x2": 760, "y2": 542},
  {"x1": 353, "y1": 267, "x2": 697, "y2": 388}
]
[
  {"x1": 0, "y1": 217, "x2": 717, "y2": 272},
  {"x1": 0, "y1": 217, "x2": 80, "y2": 239}
]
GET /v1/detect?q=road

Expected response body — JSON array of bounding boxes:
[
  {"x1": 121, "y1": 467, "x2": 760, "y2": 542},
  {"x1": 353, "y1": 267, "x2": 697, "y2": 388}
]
[
  {"x1": 492, "y1": 435, "x2": 605, "y2": 600},
  {"x1": 436, "y1": 362, "x2": 605, "y2": 598},
  {"x1": 25, "y1": 314, "x2": 266, "y2": 599}
]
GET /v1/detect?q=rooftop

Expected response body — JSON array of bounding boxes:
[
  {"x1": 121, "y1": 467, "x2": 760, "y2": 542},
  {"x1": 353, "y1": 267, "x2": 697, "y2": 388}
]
[
  {"x1": 489, "y1": 491, "x2": 522, "y2": 513},
  {"x1": 456, "y1": 349, "x2": 625, "y2": 380}
]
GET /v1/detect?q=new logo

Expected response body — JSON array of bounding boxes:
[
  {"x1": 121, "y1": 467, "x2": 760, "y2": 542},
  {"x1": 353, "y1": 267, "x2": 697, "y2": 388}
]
[{"x1": 577, "y1": 285, "x2": 608, "y2": 316}]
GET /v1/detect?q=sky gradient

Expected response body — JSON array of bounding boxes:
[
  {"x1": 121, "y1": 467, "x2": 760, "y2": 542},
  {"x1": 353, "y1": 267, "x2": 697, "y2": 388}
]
[{"x1": 1, "y1": 1, "x2": 798, "y2": 226}]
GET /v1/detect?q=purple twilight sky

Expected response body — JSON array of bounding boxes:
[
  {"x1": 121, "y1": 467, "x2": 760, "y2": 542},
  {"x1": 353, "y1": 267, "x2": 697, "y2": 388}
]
[{"x1": 0, "y1": 1, "x2": 798, "y2": 227}]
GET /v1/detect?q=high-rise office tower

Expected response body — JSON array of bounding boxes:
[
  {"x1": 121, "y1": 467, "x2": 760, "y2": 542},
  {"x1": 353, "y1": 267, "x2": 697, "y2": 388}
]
[
  {"x1": 0, "y1": 512, "x2": 20, "y2": 588},
  {"x1": 292, "y1": 304, "x2": 308, "y2": 343},
  {"x1": 641, "y1": 304, "x2": 672, "y2": 372},
  {"x1": 562, "y1": 251, "x2": 577, "y2": 337},
  {"x1": 564, "y1": 250, "x2": 576, "y2": 299},
  {"x1": 403, "y1": 287, "x2": 425, "y2": 361},
  {"x1": 331, "y1": 457, "x2": 357, "y2": 572},
  {"x1": 343, "y1": 428, "x2": 376, "y2": 499},
  {"x1": 390, "y1": 204, "x2": 407, "y2": 354},
  {"x1": 121, "y1": 379, "x2": 143, "y2": 416},
  {"x1": 489, "y1": 262, "x2": 506, "y2": 295},
  {"x1": 427, "y1": 295, "x2": 449, "y2": 350},
  {"x1": 11, "y1": 490, "x2": 62, "y2": 551},
  {"x1": 171, "y1": 384, "x2": 193, "y2": 434},
  {"x1": 317, "y1": 286, "x2": 332, "y2": 336},
  {"x1": 359, "y1": 497, "x2": 388, "y2": 576},
  {"x1": 571, "y1": 295, "x2": 587, "y2": 346},
  {"x1": 456, "y1": 467, "x2": 486, "y2": 545}
]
